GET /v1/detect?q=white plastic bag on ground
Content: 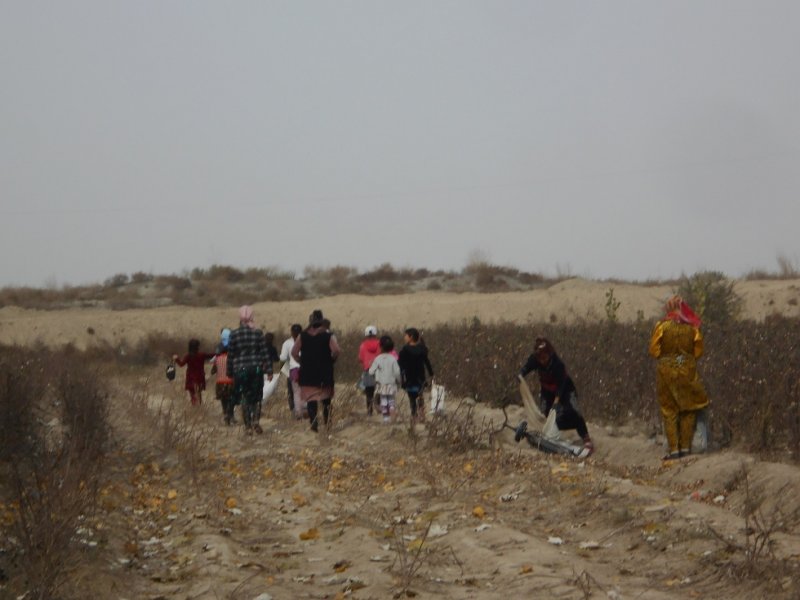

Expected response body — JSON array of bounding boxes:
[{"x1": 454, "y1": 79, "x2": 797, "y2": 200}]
[
  {"x1": 661, "y1": 408, "x2": 711, "y2": 453},
  {"x1": 262, "y1": 373, "x2": 281, "y2": 402},
  {"x1": 429, "y1": 381, "x2": 446, "y2": 414},
  {"x1": 692, "y1": 408, "x2": 709, "y2": 453},
  {"x1": 542, "y1": 409, "x2": 562, "y2": 441}
]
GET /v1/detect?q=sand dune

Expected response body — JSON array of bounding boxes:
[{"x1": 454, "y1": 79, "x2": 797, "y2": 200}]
[{"x1": 1, "y1": 277, "x2": 798, "y2": 349}]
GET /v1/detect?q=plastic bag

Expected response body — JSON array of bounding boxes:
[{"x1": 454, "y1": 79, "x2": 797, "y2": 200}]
[
  {"x1": 262, "y1": 373, "x2": 281, "y2": 401},
  {"x1": 357, "y1": 371, "x2": 376, "y2": 391},
  {"x1": 166, "y1": 363, "x2": 176, "y2": 381},
  {"x1": 429, "y1": 381, "x2": 446, "y2": 414},
  {"x1": 542, "y1": 409, "x2": 562, "y2": 441},
  {"x1": 692, "y1": 408, "x2": 709, "y2": 453}
]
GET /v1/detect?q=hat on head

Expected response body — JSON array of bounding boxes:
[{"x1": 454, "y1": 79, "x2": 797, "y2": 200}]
[{"x1": 309, "y1": 309, "x2": 324, "y2": 327}]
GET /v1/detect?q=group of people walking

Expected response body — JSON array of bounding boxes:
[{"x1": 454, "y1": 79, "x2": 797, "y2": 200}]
[
  {"x1": 357, "y1": 326, "x2": 434, "y2": 423},
  {"x1": 172, "y1": 294, "x2": 710, "y2": 458}
]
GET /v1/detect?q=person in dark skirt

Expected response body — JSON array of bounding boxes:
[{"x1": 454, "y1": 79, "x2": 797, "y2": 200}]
[
  {"x1": 519, "y1": 337, "x2": 593, "y2": 455},
  {"x1": 291, "y1": 309, "x2": 340, "y2": 432}
]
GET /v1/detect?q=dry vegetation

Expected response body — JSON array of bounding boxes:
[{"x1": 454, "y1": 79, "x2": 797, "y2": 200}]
[
  {"x1": 2, "y1": 265, "x2": 800, "y2": 598},
  {"x1": 0, "y1": 262, "x2": 558, "y2": 310}
]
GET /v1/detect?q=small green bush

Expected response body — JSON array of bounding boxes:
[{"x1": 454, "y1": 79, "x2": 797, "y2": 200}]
[{"x1": 677, "y1": 271, "x2": 742, "y2": 325}]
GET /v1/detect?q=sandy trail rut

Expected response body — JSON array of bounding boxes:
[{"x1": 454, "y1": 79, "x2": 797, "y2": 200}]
[{"x1": 90, "y1": 375, "x2": 800, "y2": 600}]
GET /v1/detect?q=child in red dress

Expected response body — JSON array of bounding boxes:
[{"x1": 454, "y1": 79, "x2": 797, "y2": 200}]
[{"x1": 173, "y1": 339, "x2": 215, "y2": 405}]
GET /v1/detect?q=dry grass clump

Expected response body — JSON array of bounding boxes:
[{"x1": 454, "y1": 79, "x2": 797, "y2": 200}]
[
  {"x1": 0, "y1": 346, "x2": 109, "y2": 599},
  {"x1": 743, "y1": 254, "x2": 800, "y2": 281},
  {"x1": 705, "y1": 466, "x2": 800, "y2": 589},
  {"x1": 0, "y1": 261, "x2": 558, "y2": 309}
]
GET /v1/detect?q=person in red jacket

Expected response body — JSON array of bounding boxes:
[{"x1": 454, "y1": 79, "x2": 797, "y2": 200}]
[
  {"x1": 173, "y1": 338, "x2": 215, "y2": 406},
  {"x1": 358, "y1": 325, "x2": 380, "y2": 415}
]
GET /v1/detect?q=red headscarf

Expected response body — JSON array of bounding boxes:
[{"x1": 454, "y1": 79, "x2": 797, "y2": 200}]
[{"x1": 664, "y1": 295, "x2": 701, "y2": 328}]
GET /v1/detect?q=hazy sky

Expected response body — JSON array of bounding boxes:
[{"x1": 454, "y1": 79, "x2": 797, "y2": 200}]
[{"x1": 2, "y1": 1, "x2": 799, "y2": 287}]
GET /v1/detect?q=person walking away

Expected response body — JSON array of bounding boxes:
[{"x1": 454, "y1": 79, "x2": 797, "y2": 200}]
[
  {"x1": 649, "y1": 295, "x2": 709, "y2": 460},
  {"x1": 519, "y1": 337, "x2": 594, "y2": 455},
  {"x1": 369, "y1": 335, "x2": 402, "y2": 423},
  {"x1": 211, "y1": 328, "x2": 236, "y2": 424},
  {"x1": 398, "y1": 328, "x2": 434, "y2": 423},
  {"x1": 173, "y1": 338, "x2": 214, "y2": 406},
  {"x1": 280, "y1": 324, "x2": 303, "y2": 417},
  {"x1": 227, "y1": 306, "x2": 272, "y2": 434},
  {"x1": 292, "y1": 309, "x2": 340, "y2": 432},
  {"x1": 358, "y1": 325, "x2": 381, "y2": 415}
]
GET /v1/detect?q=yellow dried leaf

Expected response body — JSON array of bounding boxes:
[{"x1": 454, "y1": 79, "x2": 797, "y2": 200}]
[
  {"x1": 225, "y1": 497, "x2": 238, "y2": 509},
  {"x1": 331, "y1": 459, "x2": 343, "y2": 470},
  {"x1": 299, "y1": 528, "x2": 320, "y2": 541},
  {"x1": 396, "y1": 458, "x2": 406, "y2": 467},
  {"x1": 472, "y1": 506, "x2": 486, "y2": 519},
  {"x1": 463, "y1": 462, "x2": 474, "y2": 473},
  {"x1": 167, "y1": 489, "x2": 178, "y2": 500},
  {"x1": 383, "y1": 482, "x2": 395, "y2": 492},
  {"x1": 292, "y1": 493, "x2": 308, "y2": 507},
  {"x1": 406, "y1": 538, "x2": 424, "y2": 551},
  {"x1": 519, "y1": 564, "x2": 534, "y2": 574},
  {"x1": 262, "y1": 468, "x2": 273, "y2": 478}
]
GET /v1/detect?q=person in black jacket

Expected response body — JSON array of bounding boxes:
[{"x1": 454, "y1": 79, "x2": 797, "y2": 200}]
[
  {"x1": 291, "y1": 309, "x2": 340, "y2": 432},
  {"x1": 519, "y1": 337, "x2": 593, "y2": 455},
  {"x1": 398, "y1": 328, "x2": 434, "y2": 422}
]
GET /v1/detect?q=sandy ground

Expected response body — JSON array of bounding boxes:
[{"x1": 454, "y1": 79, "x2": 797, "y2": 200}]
[
  {"x1": 5, "y1": 279, "x2": 800, "y2": 599},
  {"x1": 2, "y1": 278, "x2": 800, "y2": 349},
  {"x1": 76, "y1": 376, "x2": 800, "y2": 600}
]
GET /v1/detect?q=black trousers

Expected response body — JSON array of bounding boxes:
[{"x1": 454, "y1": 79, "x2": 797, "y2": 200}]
[{"x1": 541, "y1": 392, "x2": 589, "y2": 439}]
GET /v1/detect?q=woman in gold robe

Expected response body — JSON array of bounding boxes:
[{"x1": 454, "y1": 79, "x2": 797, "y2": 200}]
[{"x1": 649, "y1": 296, "x2": 709, "y2": 460}]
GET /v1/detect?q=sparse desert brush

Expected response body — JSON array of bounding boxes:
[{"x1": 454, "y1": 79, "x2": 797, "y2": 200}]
[
  {"x1": 154, "y1": 274, "x2": 192, "y2": 291},
  {"x1": 677, "y1": 270, "x2": 742, "y2": 325},
  {"x1": 0, "y1": 346, "x2": 109, "y2": 599}
]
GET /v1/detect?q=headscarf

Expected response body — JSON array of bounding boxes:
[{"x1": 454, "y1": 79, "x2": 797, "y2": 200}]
[
  {"x1": 239, "y1": 305, "x2": 256, "y2": 329},
  {"x1": 220, "y1": 328, "x2": 231, "y2": 348},
  {"x1": 664, "y1": 295, "x2": 702, "y2": 328}
]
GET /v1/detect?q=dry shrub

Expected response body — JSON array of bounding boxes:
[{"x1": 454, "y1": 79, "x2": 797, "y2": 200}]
[
  {"x1": 677, "y1": 271, "x2": 742, "y2": 325},
  {"x1": 424, "y1": 400, "x2": 495, "y2": 453},
  {"x1": 153, "y1": 274, "x2": 192, "y2": 291},
  {"x1": 358, "y1": 263, "x2": 418, "y2": 284},
  {"x1": 0, "y1": 347, "x2": 108, "y2": 599},
  {"x1": 128, "y1": 387, "x2": 212, "y2": 484},
  {"x1": 706, "y1": 465, "x2": 800, "y2": 587}
]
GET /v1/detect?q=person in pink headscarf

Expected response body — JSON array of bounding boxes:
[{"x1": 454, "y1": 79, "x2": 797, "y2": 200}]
[{"x1": 227, "y1": 305, "x2": 272, "y2": 434}]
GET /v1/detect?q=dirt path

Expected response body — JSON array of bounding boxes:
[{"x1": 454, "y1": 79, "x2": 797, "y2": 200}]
[{"x1": 85, "y1": 375, "x2": 800, "y2": 600}]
